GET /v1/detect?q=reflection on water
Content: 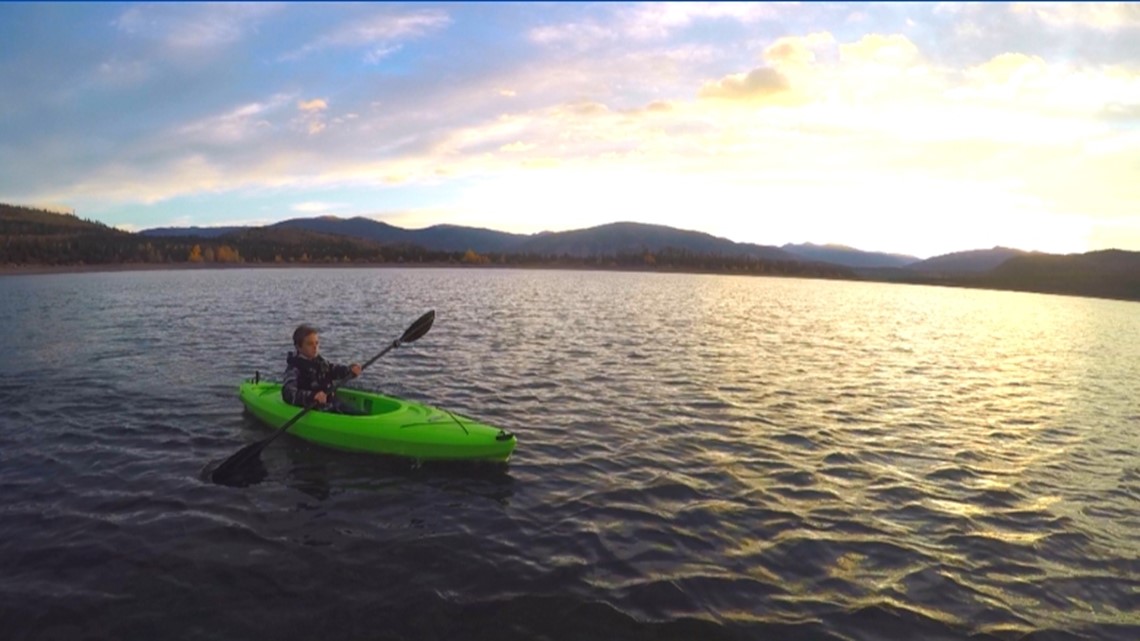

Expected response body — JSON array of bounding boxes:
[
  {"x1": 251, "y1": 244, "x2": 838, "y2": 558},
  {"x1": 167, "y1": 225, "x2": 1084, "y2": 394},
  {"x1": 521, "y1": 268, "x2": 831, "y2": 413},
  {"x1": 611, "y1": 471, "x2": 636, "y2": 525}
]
[{"x1": 0, "y1": 267, "x2": 1137, "y2": 641}]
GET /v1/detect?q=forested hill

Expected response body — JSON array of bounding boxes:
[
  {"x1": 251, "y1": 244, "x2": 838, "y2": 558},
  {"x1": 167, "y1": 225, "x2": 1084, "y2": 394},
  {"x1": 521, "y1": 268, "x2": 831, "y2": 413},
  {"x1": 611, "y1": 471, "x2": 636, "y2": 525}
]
[
  {"x1": 1, "y1": 203, "x2": 455, "y2": 266},
  {"x1": 1, "y1": 203, "x2": 116, "y2": 234},
  {"x1": 1, "y1": 203, "x2": 149, "y2": 264},
  {"x1": 973, "y1": 250, "x2": 1140, "y2": 302},
  {"x1": 6, "y1": 203, "x2": 1140, "y2": 303},
  {"x1": 0, "y1": 204, "x2": 856, "y2": 280}
]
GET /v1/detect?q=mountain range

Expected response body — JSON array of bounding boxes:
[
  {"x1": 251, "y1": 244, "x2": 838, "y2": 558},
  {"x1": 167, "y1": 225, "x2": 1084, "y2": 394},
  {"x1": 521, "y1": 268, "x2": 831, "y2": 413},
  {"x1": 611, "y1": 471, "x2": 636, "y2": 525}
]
[
  {"x1": 138, "y1": 214, "x2": 1140, "y2": 300},
  {"x1": 0, "y1": 206, "x2": 1093, "y2": 274},
  {"x1": 778, "y1": 242, "x2": 919, "y2": 269},
  {"x1": 144, "y1": 217, "x2": 803, "y2": 262},
  {"x1": 6, "y1": 203, "x2": 1138, "y2": 302},
  {"x1": 140, "y1": 215, "x2": 1053, "y2": 273}
]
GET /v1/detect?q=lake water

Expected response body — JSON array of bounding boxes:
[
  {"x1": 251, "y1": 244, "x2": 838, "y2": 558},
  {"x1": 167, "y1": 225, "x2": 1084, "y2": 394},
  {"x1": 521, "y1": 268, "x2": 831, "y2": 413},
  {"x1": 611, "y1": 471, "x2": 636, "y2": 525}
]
[{"x1": 1, "y1": 267, "x2": 1137, "y2": 641}]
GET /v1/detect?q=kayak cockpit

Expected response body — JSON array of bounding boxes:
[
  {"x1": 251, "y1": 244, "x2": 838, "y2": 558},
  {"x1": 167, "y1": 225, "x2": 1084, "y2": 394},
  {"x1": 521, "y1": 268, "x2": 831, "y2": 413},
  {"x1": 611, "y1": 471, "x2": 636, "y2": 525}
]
[
  {"x1": 334, "y1": 388, "x2": 403, "y2": 416},
  {"x1": 245, "y1": 380, "x2": 403, "y2": 417}
]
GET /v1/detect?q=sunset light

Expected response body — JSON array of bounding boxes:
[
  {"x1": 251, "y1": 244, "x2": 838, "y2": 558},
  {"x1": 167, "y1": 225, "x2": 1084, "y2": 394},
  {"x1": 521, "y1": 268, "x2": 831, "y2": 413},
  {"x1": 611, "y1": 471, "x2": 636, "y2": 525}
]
[{"x1": 2, "y1": 2, "x2": 1138, "y2": 258}]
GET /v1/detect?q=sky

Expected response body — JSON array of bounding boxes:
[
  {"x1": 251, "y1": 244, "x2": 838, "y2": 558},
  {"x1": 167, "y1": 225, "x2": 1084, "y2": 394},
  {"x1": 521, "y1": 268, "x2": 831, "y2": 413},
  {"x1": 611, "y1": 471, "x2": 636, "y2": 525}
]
[{"x1": 2, "y1": 2, "x2": 1139, "y2": 259}]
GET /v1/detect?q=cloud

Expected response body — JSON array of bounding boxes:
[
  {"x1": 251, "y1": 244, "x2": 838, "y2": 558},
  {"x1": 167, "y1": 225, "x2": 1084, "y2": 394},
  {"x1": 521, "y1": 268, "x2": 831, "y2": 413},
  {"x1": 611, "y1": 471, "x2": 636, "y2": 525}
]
[
  {"x1": 952, "y1": 53, "x2": 1140, "y2": 119},
  {"x1": 1012, "y1": 2, "x2": 1140, "y2": 31},
  {"x1": 324, "y1": 10, "x2": 449, "y2": 45},
  {"x1": 96, "y1": 57, "x2": 152, "y2": 87},
  {"x1": 959, "y1": 52, "x2": 1052, "y2": 102},
  {"x1": 113, "y1": 3, "x2": 278, "y2": 51},
  {"x1": 1100, "y1": 102, "x2": 1140, "y2": 123},
  {"x1": 763, "y1": 32, "x2": 837, "y2": 67},
  {"x1": 13, "y1": 4, "x2": 1140, "y2": 254},
  {"x1": 427, "y1": 26, "x2": 1140, "y2": 251},
  {"x1": 529, "y1": 2, "x2": 786, "y2": 46},
  {"x1": 559, "y1": 100, "x2": 611, "y2": 117},
  {"x1": 175, "y1": 94, "x2": 293, "y2": 144},
  {"x1": 623, "y1": 2, "x2": 783, "y2": 38},
  {"x1": 499, "y1": 141, "x2": 535, "y2": 153},
  {"x1": 928, "y1": 3, "x2": 1140, "y2": 68},
  {"x1": 292, "y1": 201, "x2": 346, "y2": 213},
  {"x1": 364, "y1": 44, "x2": 402, "y2": 64},
  {"x1": 298, "y1": 99, "x2": 328, "y2": 113},
  {"x1": 968, "y1": 52, "x2": 1049, "y2": 81},
  {"x1": 839, "y1": 33, "x2": 921, "y2": 66},
  {"x1": 55, "y1": 154, "x2": 228, "y2": 206},
  {"x1": 698, "y1": 67, "x2": 791, "y2": 101},
  {"x1": 529, "y1": 21, "x2": 615, "y2": 46},
  {"x1": 283, "y1": 8, "x2": 450, "y2": 60},
  {"x1": 295, "y1": 98, "x2": 329, "y2": 135}
]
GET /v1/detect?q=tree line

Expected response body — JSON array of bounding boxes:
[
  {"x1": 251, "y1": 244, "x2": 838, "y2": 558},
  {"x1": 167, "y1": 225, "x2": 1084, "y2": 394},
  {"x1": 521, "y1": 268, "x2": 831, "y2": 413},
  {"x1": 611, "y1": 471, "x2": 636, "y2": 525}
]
[
  {"x1": 0, "y1": 202, "x2": 857, "y2": 280},
  {"x1": 0, "y1": 231, "x2": 855, "y2": 278},
  {"x1": 12, "y1": 202, "x2": 1137, "y2": 301}
]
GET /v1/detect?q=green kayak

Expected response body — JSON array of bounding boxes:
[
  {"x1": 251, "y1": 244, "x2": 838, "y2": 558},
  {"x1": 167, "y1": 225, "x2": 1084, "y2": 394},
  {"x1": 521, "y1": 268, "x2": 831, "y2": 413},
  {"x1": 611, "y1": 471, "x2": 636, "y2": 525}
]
[{"x1": 238, "y1": 381, "x2": 517, "y2": 462}]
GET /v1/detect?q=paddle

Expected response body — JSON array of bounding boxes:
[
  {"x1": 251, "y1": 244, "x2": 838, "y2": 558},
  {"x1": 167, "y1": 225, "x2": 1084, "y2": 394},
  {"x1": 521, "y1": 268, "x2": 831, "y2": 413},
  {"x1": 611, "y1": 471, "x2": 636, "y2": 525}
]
[{"x1": 210, "y1": 310, "x2": 436, "y2": 485}]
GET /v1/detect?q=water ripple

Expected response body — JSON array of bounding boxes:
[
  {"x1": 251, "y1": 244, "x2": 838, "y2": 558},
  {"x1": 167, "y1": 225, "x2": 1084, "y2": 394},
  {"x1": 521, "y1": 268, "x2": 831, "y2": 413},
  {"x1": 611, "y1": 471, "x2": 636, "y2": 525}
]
[{"x1": 0, "y1": 268, "x2": 1137, "y2": 640}]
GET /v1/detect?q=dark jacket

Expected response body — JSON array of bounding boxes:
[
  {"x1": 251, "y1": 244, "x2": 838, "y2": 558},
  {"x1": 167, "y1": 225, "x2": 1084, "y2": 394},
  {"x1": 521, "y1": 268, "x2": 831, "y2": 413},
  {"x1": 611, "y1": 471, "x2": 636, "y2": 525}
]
[{"x1": 281, "y1": 352, "x2": 353, "y2": 408}]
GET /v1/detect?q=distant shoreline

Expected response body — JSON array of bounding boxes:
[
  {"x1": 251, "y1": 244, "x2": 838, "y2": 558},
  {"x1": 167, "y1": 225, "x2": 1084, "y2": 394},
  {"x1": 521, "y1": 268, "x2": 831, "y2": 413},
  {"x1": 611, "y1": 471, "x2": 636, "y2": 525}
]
[
  {"x1": 0, "y1": 262, "x2": 457, "y2": 277},
  {"x1": 0, "y1": 262, "x2": 591, "y2": 278},
  {"x1": 0, "y1": 261, "x2": 837, "y2": 278},
  {"x1": 4, "y1": 261, "x2": 1138, "y2": 305}
]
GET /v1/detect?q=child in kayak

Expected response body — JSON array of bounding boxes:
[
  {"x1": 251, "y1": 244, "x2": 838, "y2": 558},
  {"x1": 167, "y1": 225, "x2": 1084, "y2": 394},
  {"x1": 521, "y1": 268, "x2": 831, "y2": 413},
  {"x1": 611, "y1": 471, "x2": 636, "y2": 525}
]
[{"x1": 282, "y1": 324, "x2": 365, "y2": 414}]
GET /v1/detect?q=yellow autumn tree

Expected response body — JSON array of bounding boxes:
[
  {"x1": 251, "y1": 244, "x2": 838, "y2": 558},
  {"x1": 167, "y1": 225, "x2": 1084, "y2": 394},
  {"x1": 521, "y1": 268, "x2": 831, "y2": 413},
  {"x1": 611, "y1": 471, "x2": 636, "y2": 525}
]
[
  {"x1": 188, "y1": 244, "x2": 203, "y2": 262},
  {"x1": 215, "y1": 244, "x2": 241, "y2": 263},
  {"x1": 463, "y1": 249, "x2": 490, "y2": 264}
]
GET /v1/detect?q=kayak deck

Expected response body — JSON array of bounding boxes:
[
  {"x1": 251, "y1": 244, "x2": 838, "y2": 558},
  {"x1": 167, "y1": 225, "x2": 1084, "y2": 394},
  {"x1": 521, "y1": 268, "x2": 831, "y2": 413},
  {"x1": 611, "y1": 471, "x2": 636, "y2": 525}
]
[{"x1": 238, "y1": 380, "x2": 516, "y2": 462}]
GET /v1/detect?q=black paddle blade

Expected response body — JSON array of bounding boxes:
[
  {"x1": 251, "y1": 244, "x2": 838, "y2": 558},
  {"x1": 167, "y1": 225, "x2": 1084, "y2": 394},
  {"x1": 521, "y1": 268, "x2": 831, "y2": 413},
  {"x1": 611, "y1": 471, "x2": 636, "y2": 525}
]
[
  {"x1": 210, "y1": 439, "x2": 269, "y2": 485},
  {"x1": 400, "y1": 310, "x2": 435, "y2": 344}
]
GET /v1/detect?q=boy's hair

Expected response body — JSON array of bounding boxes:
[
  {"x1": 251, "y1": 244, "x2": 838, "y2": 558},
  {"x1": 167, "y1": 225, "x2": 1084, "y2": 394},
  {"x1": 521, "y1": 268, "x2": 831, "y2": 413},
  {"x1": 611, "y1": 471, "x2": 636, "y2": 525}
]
[{"x1": 293, "y1": 324, "x2": 319, "y2": 348}]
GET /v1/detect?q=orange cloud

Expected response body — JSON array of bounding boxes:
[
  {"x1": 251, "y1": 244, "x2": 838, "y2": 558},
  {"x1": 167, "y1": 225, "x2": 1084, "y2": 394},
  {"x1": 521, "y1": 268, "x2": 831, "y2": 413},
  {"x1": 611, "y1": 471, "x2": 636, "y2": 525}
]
[
  {"x1": 698, "y1": 67, "x2": 790, "y2": 101},
  {"x1": 763, "y1": 32, "x2": 836, "y2": 67},
  {"x1": 298, "y1": 98, "x2": 328, "y2": 112}
]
